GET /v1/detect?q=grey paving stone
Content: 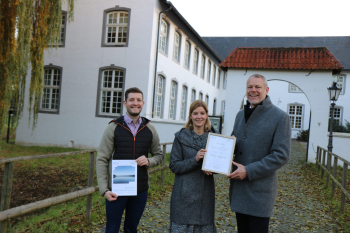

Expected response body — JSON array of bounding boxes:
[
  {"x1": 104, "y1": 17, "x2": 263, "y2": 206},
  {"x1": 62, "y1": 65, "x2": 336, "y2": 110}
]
[{"x1": 96, "y1": 140, "x2": 341, "y2": 232}]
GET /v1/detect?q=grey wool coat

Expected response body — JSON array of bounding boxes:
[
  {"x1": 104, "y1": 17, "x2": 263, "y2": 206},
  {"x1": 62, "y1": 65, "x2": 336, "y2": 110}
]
[
  {"x1": 230, "y1": 96, "x2": 291, "y2": 218},
  {"x1": 169, "y1": 127, "x2": 216, "y2": 225}
]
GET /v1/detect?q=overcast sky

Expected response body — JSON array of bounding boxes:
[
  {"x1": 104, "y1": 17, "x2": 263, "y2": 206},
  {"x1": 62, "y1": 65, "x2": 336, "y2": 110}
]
[{"x1": 169, "y1": 0, "x2": 350, "y2": 37}]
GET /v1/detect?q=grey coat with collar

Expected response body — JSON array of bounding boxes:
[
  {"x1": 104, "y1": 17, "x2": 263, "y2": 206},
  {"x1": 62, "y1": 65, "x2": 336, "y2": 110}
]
[
  {"x1": 229, "y1": 96, "x2": 291, "y2": 218},
  {"x1": 169, "y1": 127, "x2": 217, "y2": 225}
]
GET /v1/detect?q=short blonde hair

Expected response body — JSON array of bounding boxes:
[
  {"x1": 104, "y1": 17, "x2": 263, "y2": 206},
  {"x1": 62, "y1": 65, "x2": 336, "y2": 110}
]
[
  {"x1": 184, "y1": 100, "x2": 211, "y2": 131},
  {"x1": 247, "y1": 74, "x2": 268, "y2": 88}
]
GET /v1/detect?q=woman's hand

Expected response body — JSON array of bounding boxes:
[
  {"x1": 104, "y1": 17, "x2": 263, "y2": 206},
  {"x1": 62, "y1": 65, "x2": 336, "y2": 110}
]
[
  {"x1": 203, "y1": 170, "x2": 212, "y2": 175},
  {"x1": 195, "y1": 149, "x2": 207, "y2": 162}
]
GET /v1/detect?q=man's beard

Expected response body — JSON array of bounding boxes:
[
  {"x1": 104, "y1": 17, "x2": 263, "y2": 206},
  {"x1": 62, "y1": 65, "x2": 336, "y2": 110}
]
[{"x1": 127, "y1": 109, "x2": 141, "y2": 117}]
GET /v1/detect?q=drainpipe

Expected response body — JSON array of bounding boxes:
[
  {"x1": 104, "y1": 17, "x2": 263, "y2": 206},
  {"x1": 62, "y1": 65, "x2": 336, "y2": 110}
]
[{"x1": 151, "y1": 5, "x2": 172, "y2": 118}]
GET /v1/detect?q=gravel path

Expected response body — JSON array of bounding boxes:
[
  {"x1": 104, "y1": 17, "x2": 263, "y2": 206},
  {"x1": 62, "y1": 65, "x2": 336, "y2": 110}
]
[{"x1": 98, "y1": 140, "x2": 342, "y2": 232}]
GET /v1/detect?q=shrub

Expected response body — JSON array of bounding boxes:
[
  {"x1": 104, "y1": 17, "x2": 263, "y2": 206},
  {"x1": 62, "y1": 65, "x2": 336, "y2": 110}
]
[
  {"x1": 296, "y1": 129, "x2": 309, "y2": 142},
  {"x1": 328, "y1": 119, "x2": 350, "y2": 133}
]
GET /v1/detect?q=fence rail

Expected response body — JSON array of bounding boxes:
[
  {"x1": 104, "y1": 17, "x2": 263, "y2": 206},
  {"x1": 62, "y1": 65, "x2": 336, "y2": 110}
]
[
  {"x1": 316, "y1": 146, "x2": 350, "y2": 213},
  {"x1": 0, "y1": 142, "x2": 173, "y2": 233}
]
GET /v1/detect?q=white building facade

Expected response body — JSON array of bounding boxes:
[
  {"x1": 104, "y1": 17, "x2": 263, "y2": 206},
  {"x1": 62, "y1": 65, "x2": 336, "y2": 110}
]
[
  {"x1": 220, "y1": 46, "x2": 347, "y2": 163},
  {"x1": 15, "y1": 0, "x2": 226, "y2": 148},
  {"x1": 266, "y1": 71, "x2": 349, "y2": 139},
  {"x1": 15, "y1": 1, "x2": 349, "y2": 165}
]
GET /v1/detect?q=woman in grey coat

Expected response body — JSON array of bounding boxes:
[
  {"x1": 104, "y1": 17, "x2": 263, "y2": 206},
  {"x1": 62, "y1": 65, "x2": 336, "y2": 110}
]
[{"x1": 169, "y1": 100, "x2": 217, "y2": 233}]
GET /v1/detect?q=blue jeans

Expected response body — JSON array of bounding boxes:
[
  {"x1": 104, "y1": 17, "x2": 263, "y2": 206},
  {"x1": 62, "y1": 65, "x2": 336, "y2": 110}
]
[{"x1": 105, "y1": 190, "x2": 148, "y2": 233}]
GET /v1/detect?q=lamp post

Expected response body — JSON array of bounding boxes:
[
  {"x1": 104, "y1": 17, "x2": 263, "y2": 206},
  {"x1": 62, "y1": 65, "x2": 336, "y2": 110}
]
[
  {"x1": 327, "y1": 82, "x2": 342, "y2": 152},
  {"x1": 7, "y1": 99, "x2": 14, "y2": 143}
]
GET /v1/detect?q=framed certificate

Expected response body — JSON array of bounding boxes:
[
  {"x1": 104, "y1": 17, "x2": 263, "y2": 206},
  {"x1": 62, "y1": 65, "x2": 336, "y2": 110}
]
[
  {"x1": 111, "y1": 160, "x2": 137, "y2": 196},
  {"x1": 202, "y1": 133, "x2": 236, "y2": 175},
  {"x1": 208, "y1": 116, "x2": 223, "y2": 133}
]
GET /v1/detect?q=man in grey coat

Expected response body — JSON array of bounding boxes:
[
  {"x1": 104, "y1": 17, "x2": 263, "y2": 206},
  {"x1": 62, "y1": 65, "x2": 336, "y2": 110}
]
[{"x1": 227, "y1": 74, "x2": 291, "y2": 233}]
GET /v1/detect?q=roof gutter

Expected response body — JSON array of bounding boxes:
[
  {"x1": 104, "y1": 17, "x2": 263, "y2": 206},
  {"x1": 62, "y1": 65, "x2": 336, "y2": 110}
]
[
  {"x1": 151, "y1": 5, "x2": 173, "y2": 118},
  {"x1": 162, "y1": 0, "x2": 222, "y2": 62}
]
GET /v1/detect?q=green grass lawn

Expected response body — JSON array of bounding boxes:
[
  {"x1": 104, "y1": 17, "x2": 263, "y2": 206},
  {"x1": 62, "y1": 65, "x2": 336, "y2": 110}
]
[
  {"x1": 0, "y1": 139, "x2": 174, "y2": 232},
  {"x1": 1, "y1": 137, "x2": 348, "y2": 232},
  {"x1": 0, "y1": 139, "x2": 84, "y2": 167}
]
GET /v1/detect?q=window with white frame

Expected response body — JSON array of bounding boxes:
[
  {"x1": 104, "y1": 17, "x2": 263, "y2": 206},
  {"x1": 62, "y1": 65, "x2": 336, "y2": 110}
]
[
  {"x1": 289, "y1": 84, "x2": 302, "y2": 93},
  {"x1": 199, "y1": 92, "x2": 203, "y2": 100},
  {"x1": 193, "y1": 49, "x2": 199, "y2": 74},
  {"x1": 206, "y1": 61, "x2": 211, "y2": 83},
  {"x1": 181, "y1": 86, "x2": 187, "y2": 120},
  {"x1": 173, "y1": 32, "x2": 180, "y2": 62},
  {"x1": 191, "y1": 89, "x2": 196, "y2": 103},
  {"x1": 58, "y1": 12, "x2": 67, "y2": 47},
  {"x1": 223, "y1": 72, "x2": 227, "y2": 90},
  {"x1": 97, "y1": 69, "x2": 124, "y2": 117},
  {"x1": 40, "y1": 67, "x2": 62, "y2": 113},
  {"x1": 332, "y1": 75, "x2": 346, "y2": 94},
  {"x1": 154, "y1": 75, "x2": 165, "y2": 118},
  {"x1": 217, "y1": 70, "x2": 221, "y2": 88},
  {"x1": 205, "y1": 95, "x2": 209, "y2": 106},
  {"x1": 104, "y1": 10, "x2": 129, "y2": 46},
  {"x1": 221, "y1": 101, "x2": 225, "y2": 117},
  {"x1": 184, "y1": 41, "x2": 190, "y2": 69},
  {"x1": 288, "y1": 104, "x2": 303, "y2": 129},
  {"x1": 159, "y1": 19, "x2": 168, "y2": 54},
  {"x1": 169, "y1": 81, "x2": 178, "y2": 119},
  {"x1": 212, "y1": 65, "x2": 216, "y2": 86},
  {"x1": 330, "y1": 106, "x2": 343, "y2": 125},
  {"x1": 200, "y1": 55, "x2": 205, "y2": 79}
]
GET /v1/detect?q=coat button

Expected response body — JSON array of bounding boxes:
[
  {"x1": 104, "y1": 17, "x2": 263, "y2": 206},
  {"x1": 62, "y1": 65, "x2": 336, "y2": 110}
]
[
  {"x1": 240, "y1": 152, "x2": 242, "y2": 155},
  {"x1": 243, "y1": 136, "x2": 247, "y2": 139}
]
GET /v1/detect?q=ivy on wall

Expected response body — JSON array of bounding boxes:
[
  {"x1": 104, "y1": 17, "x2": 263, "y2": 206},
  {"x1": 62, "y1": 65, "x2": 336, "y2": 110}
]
[{"x1": 0, "y1": 0, "x2": 75, "y2": 131}]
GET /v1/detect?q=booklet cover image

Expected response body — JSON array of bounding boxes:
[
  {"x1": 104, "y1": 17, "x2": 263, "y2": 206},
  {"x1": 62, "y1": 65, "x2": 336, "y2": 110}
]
[{"x1": 113, "y1": 166, "x2": 136, "y2": 184}]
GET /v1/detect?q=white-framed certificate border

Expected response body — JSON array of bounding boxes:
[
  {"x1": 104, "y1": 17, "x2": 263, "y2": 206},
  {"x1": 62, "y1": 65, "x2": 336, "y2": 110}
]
[
  {"x1": 111, "y1": 160, "x2": 137, "y2": 196},
  {"x1": 202, "y1": 132, "x2": 236, "y2": 175}
]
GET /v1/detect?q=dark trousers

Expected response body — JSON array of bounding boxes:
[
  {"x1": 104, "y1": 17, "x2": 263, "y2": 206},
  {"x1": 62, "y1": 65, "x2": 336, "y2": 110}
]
[
  {"x1": 105, "y1": 190, "x2": 148, "y2": 233},
  {"x1": 235, "y1": 212, "x2": 270, "y2": 233}
]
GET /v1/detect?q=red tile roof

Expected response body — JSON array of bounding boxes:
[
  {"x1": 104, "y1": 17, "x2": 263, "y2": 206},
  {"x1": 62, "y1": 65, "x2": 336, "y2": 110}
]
[{"x1": 220, "y1": 47, "x2": 343, "y2": 72}]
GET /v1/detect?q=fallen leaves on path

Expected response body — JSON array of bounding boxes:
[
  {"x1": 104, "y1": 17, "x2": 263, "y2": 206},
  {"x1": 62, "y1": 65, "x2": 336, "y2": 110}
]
[{"x1": 97, "y1": 140, "x2": 350, "y2": 232}]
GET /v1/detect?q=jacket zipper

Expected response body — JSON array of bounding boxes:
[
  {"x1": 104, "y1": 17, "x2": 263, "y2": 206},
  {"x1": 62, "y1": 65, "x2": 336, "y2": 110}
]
[
  {"x1": 117, "y1": 122, "x2": 149, "y2": 159},
  {"x1": 133, "y1": 123, "x2": 149, "y2": 159}
]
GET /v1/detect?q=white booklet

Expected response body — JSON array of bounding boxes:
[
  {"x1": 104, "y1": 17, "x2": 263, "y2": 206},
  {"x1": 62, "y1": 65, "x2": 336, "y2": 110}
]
[{"x1": 111, "y1": 160, "x2": 137, "y2": 196}]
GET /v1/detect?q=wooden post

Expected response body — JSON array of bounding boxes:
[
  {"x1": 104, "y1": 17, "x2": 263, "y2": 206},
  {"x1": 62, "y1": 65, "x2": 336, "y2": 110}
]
[
  {"x1": 321, "y1": 150, "x2": 326, "y2": 179},
  {"x1": 331, "y1": 157, "x2": 338, "y2": 199},
  {"x1": 160, "y1": 144, "x2": 166, "y2": 187},
  {"x1": 316, "y1": 146, "x2": 321, "y2": 172},
  {"x1": 85, "y1": 152, "x2": 95, "y2": 222},
  {"x1": 318, "y1": 147, "x2": 321, "y2": 170},
  {"x1": 0, "y1": 162, "x2": 14, "y2": 233},
  {"x1": 340, "y1": 163, "x2": 348, "y2": 213},
  {"x1": 318, "y1": 148, "x2": 323, "y2": 175},
  {"x1": 326, "y1": 151, "x2": 332, "y2": 188}
]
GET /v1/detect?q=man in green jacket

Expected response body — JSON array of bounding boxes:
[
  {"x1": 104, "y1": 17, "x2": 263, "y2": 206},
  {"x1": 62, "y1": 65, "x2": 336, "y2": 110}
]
[{"x1": 96, "y1": 87, "x2": 163, "y2": 233}]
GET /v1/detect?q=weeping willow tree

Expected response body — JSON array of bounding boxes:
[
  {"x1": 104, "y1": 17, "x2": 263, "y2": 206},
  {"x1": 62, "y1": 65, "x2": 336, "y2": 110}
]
[{"x1": 0, "y1": 0, "x2": 75, "y2": 133}]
